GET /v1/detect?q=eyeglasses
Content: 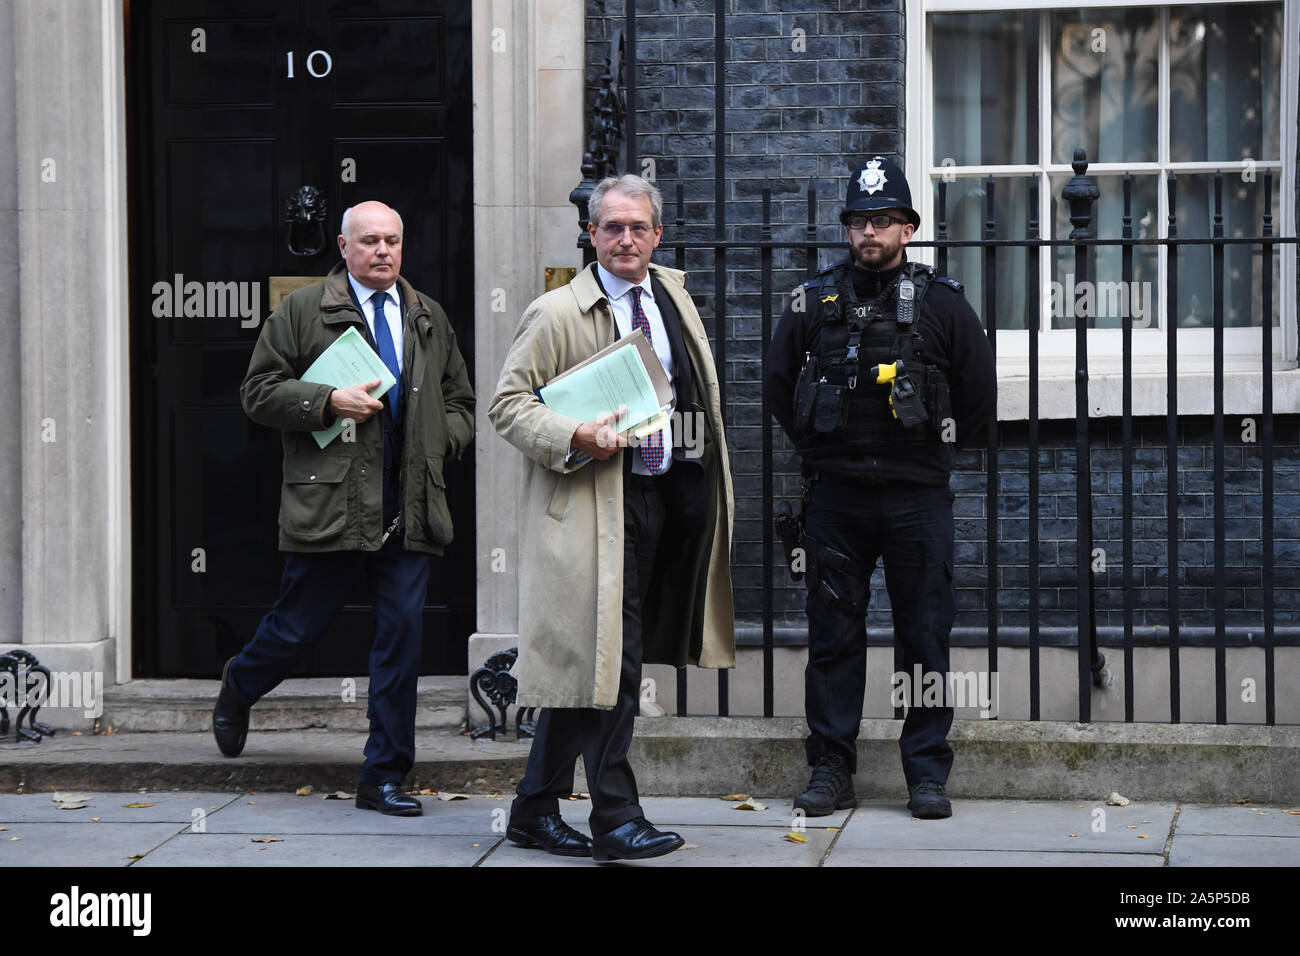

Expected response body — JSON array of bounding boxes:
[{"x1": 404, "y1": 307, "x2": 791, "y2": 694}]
[
  {"x1": 597, "y1": 222, "x2": 655, "y2": 239},
  {"x1": 846, "y1": 213, "x2": 909, "y2": 231}
]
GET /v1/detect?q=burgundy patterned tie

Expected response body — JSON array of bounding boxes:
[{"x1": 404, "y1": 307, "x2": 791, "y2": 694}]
[{"x1": 630, "y1": 286, "x2": 666, "y2": 474}]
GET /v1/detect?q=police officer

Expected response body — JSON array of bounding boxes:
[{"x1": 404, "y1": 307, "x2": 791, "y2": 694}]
[{"x1": 765, "y1": 157, "x2": 995, "y2": 819}]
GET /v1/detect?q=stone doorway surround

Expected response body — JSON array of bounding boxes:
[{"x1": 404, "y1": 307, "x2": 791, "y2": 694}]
[{"x1": 1, "y1": 0, "x2": 583, "y2": 724}]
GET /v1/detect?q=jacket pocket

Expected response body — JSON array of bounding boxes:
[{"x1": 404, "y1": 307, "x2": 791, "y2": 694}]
[
  {"x1": 424, "y1": 455, "x2": 454, "y2": 546},
  {"x1": 545, "y1": 468, "x2": 570, "y2": 523},
  {"x1": 280, "y1": 455, "x2": 351, "y2": 543}
]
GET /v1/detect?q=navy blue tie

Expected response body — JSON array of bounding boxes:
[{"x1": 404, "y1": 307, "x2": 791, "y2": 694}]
[{"x1": 371, "y1": 291, "x2": 401, "y2": 418}]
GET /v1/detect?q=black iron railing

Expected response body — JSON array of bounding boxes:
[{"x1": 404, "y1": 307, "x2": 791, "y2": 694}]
[{"x1": 573, "y1": 1, "x2": 1297, "y2": 725}]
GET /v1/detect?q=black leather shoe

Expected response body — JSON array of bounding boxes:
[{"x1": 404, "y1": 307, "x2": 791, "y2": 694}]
[
  {"x1": 592, "y1": 817, "x2": 684, "y2": 863},
  {"x1": 355, "y1": 781, "x2": 423, "y2": 816},
  {"x1": 908, "y1": 781, "x2": 952, "y2": 819},
  {"x1": 793, "y1": 754, "x2": 858, "y2": 817},
  {"x1": 507, "y1": 813, "x2": 592, "y2": 857},
  {"x1": 212, "y1": 656, "x2": 249, "y2": 758}
]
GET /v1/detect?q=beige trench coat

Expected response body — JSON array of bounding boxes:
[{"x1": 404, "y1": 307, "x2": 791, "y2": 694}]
[{"x1": 488, "y1": 263, "x2": 735, "y2": 709}]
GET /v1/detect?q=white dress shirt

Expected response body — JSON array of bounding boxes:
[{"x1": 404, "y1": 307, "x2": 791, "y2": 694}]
[
  {"x1": 596, "y1": 264, "x2": 676, "y2": 475},
  {"x1": 348, "y1": 272, "x2": 403, "y2": 373}
]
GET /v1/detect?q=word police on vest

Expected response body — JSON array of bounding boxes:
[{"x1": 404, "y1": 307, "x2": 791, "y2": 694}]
[
  {"x1": 49, "y1": 886, "x2": 151, "y2": 936},
  {"x1": 151, "y1": 273, "x2": 262, "y2": 328},
  {"x1": 0, "y1": 667, "x2": 103, "y2": 718}
]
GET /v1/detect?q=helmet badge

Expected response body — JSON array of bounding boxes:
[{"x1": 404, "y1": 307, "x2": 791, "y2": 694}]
[{"x1": 858, "y1": 158, "x2": 888, "y2": 195}]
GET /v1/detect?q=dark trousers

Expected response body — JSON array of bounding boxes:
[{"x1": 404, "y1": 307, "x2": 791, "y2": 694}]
[
  {"x1": 225, "y1": 545, "x2": 431, "y2": 786},
  {"x1": 511, "y1": 472, "x2": 666, "y2": 835},
  {"x1": 803, "y1": 477, "x2": 957, "y2": 787}
]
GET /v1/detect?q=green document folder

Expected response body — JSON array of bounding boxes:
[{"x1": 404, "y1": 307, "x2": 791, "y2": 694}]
[
  {"x1": 539, "y1": 328, "x2": 673, "y2": 437},
  {"x1": 300, "y1": 326, "x2": 397, "y2": 448}
]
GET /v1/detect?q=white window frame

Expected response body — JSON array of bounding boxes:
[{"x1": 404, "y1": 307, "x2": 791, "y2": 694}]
[{"x1": 906, "y1": 0, "x2": 1299, "y2": 419}]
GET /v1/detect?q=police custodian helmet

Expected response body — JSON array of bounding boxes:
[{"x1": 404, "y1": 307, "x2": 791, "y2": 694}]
[{"x1": 841, "y1": 156, "x2": 920, "y2": 229}]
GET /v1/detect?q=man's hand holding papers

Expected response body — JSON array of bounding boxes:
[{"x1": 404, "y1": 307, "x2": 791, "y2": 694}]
[{"x1": 571, "y1": 405, "x2": 630, "y2": 461}]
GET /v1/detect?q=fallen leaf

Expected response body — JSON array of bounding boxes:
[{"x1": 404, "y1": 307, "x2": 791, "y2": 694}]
[
  {"x1": 1285, "y1": 810, "x2": 1300, "y2": 815},
  {"x1": 91, "y1": 818, "x2": 100, "y2": 822},
  {"x1": 784, "y1": 832, "x2": 807, "y2": 844},
  {"x1": 71, "y1": 731, "x2": 82, "y2": 736},
  {"x1": 721, "y1": 793, "x2": 749, "y2": 801},
  {"x1": 680, "y1": 843, "x2": 700, "y2": 850},
  {"x1": 567, "y1": 793, "x2": 589, "y2": 801},
  {"x1": 296, "y1": 786, "x2": 313, "y2": 797},
  {"x1": 0, "y1": 827, "x2": 5, "y2": 832},
  {"x1": 1126, "y1": 825, "x2": 1137, "y2": 829},
  {"x1": 1068, "y1": 834, "x2": 1078, "y2": 838},
  {"x1": 1141, "y1": 820, "x2": 1151, "y2": 824},
  {"x1": 733, "y1": 798, "x2": 767, "y2": 812},
  {"x1": 128, "y1": 853, "x2": 145, "y2": 860},
  {"x1": 323, "y1": 791, "x2": 353, "y2": 801},
  {"x1": 438, "y1": 793, "x2": 469, "y2": 801},
  {"x1": 1106, "y1": 792, "x2": 1130, "y2": 807},
  {"x1": 471, "y1": 843, "x2": 480, "y2": 848},
  {"x1": 122, "y1": 803, "x2": 154, "y2": 809},
  {"x1": 103, "y1": 726, "x2": 118, "y2": 735},
  {"x1": 416, "y1": 789, "x2": 437, "y2": 795},
  {"x1": 9, "y1": 837, "x2": 19, "y2": 842},
  {"x1": 251, "y1": 835, "x2": 283, "y2": 844},
  {"x1": 1138, "y1": 834, "x2": 1149, "y2": 839},
  {"x1": 247, "y1": 790, "x2": 256, "y2": 795}
]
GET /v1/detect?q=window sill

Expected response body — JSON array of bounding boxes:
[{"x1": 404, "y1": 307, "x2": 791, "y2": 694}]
[{"x1": 995, "y1": 365, "x2": 1300, "y2": 420}]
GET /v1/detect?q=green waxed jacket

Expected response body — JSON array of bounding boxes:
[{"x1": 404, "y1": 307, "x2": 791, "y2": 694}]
[{"x1": 240, "y1": 262, "x2": 475, "y2": 554}]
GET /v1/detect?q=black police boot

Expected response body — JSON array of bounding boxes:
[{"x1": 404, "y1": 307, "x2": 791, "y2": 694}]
[
  {"x1": 793, "y1": 754, "x2": 857, "y2": 817},
  {"x1": 907, "y1": 781, "x2": 952, "y2": 819}
]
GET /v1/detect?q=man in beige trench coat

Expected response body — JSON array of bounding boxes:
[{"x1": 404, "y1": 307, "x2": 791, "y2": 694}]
[{"x1": 489, "y1": 174, "x2": 734, "y2": 862}]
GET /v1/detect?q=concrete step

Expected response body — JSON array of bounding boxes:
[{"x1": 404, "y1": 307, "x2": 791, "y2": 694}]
[
  {"x1": 4, "y1": 717, "x2": 1297, "y2": 802},
  {"x1": 2, "y1": 730, "x2": 530, "y2": 794},
  {"x1": 98, "y1": 676, "x2": 469, "y2": 734}
]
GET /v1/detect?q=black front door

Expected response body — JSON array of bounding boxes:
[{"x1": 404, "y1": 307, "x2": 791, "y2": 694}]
[{"x1": 128, "y1": 0, "x2": 475, "y2": 677}]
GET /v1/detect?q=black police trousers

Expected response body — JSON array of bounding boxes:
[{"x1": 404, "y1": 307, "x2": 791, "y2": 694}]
[{"x1": 803, "y1": 476, "x2": 957, "y2": 787}]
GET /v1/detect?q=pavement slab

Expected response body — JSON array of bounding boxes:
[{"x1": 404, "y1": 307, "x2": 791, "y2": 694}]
[
  {"x1": 637, "y1": 794, "x2": 852, "y2": 829},
  {"x1": 0, "y1": 822, "x2": 188, "y2": 866},
  {"x1": 0, "y1": 791, "x2": 240, "y2": 824},
  {"x1": 479, "y1": 824, "x2": 836, "y2": 867},
  {"x1": 828, "y1": 800, "x2": 1175, "y2": 855},
  {"x1": 1168, "y1": 834, "x2": 1300, "y2": 867},
  {"x1": 1174, "y1": 804, "x2": 1300, "y2": 837},
  {"x1": 133, "y1": 832, "x2": 496, "y2": 867},
  {"x1": 825, "y1": 849, "x2": 1166, "y2": 867},
  {"x1": 199, "y1": 791, "x2": 510, "y2": 837}
]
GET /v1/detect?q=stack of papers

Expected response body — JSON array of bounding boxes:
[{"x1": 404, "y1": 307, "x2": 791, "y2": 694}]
[
  {"x1": 300, "y1": 326, "x2": 397, "y2": 448},
  {"x1": 539, "y1": 329, "x2": 674, "y2": 464},
  {"x1": 540, "y1": 329, "x2": 672, "y2": 437}
]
